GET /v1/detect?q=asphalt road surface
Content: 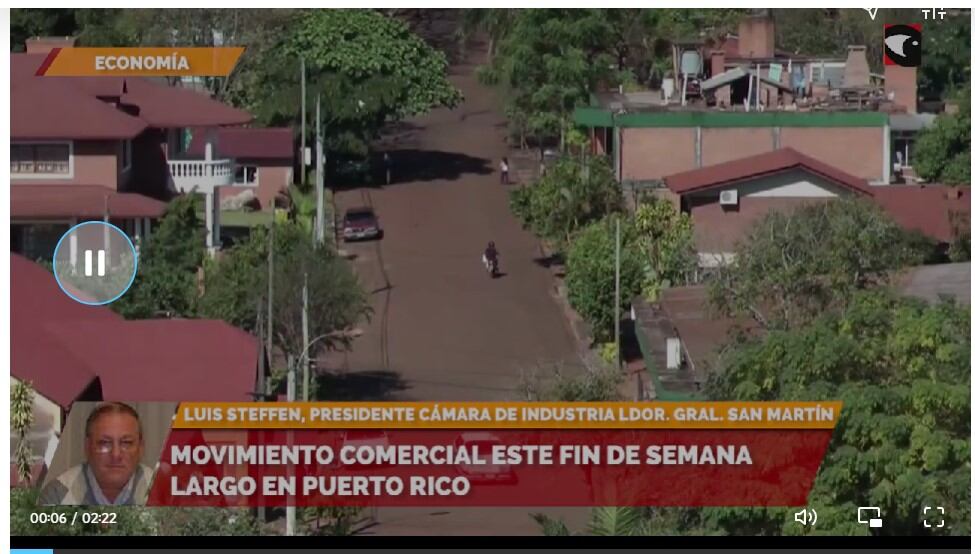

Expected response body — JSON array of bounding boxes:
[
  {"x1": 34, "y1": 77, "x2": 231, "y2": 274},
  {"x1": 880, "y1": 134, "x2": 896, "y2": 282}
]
[
  {"x1": 330, "y1": 43, "x2": 590, "y2": 535},
  {"x1": 331, "y1": 61, "x2": 582, "y2": 402}
]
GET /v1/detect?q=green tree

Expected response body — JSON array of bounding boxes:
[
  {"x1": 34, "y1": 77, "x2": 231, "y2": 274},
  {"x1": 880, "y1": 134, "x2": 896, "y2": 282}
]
[
  {"x1": 10, "y1": 9, "x2": 76, "y2": 51},
  {"x1": 533, "y1": 507, "x2": 652, "y2": 536},
  {"x1": 521, "y1": 359, "x2": 623, "y2": 402},
  {"x1": 709, "y1": 198, "x2": 930, "y2": 330},
  {"x1": 509, "y1": 156, "x2": 622, "y2": 249},
  {"x1": 113, "y1": 195, "x2": 205, "y2": 319},
  {"x1": 242, "y1": 9, "x2": 461, "y2": 160},
  {"x1": 633, "y1": 195, "x2": 695, "y2": 301},
  {"x1": 11, "y1": 380, "x2": 36, "y2": 487},
  {"x1": 198, "y1": 222, "x2": 371, "y2": 374},
  {"x1": 702, "y1": 290, "x2": 970, "y2": 536},
  {"x1": 481, "y1": 9, "x2": 618, "y2": 150},
  {"x1": 913, "y1": 87, "x2": 971, "y2": 185},
  {"x1": 564, "y1": 217, "x2": 644, "y2": 342}
]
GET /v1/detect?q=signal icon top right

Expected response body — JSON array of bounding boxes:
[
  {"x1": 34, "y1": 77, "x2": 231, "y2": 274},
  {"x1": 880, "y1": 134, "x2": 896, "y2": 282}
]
[{"x1": 884, "y1": 24, "x2": 922, "y2": 67}]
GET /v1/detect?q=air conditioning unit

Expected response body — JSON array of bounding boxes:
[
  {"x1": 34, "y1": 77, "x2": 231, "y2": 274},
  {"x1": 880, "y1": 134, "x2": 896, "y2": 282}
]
[
  {"x1": 666, "y1": 337, "x2": 683, "y2": 370},
  {"x1": 719, "y1": 189, "x2": 739, "y2": 206}
]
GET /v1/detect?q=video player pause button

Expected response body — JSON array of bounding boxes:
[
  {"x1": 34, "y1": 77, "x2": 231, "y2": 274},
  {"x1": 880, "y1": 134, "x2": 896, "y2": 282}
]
[{"x1": 84, "y1": 249, "x2": 106, "y2": 277}]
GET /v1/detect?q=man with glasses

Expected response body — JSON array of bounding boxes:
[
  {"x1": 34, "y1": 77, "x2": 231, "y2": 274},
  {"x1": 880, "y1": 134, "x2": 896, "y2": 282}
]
[{"x1": 40, "y1": 402, "x2": 155, "y2": 505}]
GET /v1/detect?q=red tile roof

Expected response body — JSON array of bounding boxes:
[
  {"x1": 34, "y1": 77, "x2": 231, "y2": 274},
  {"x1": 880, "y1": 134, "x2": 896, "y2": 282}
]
[
  {"x1": 187, "y1": 127, "x2": 295, "y2": 160},
  {"x1": 663, "y1": 148, "x2": 874, "y2": 196},
  {"x1": 11, "y1": 254, "x2": 258, "y2": 408},
  {"x1": 11, "y1": 79, "x2": 148, "y2": 140},
  {"x1": 11, "y1": 53, "x2": 252, "y2": 138},
  {"x1": 12, "y1": 185, "x2": 167, "y2": 219},
  {"x1": 873, "y1": 185, "x2": 970, "y2": 242}
]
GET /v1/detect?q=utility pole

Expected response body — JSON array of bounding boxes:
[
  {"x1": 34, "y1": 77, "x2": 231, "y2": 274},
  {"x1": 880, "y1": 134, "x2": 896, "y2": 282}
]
[
  {"x1": 300, "y1": 56, "x2": 307, "y2": 185},
  {"x1": 285, "y1": 352, "x2": 296, "y2": 537},
  {"x1": 302, "y1": 272, "x2": 310, "y2": 401},
  {"x1": 265, "y1": 221, "x2": 274, "y2": 398},
  {"x1": 614, "y1": 216, "x2": 621, "y2": 369},
  {"x1": 254, "y1": 300, "x2": 266, "y2": 524},
  {"x1": 315, "y1": 94, "x2": 325, "y2": 245}
]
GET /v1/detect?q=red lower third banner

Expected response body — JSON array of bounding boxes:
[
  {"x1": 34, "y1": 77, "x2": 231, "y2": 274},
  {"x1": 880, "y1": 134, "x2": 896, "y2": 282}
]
[{"x1": 147, "y1": 429, "x2": 832, "y2": 507}]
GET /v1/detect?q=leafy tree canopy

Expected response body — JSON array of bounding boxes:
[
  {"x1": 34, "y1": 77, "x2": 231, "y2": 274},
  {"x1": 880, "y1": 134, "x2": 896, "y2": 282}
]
[
  {"x1": 509, "y1": 156, "x2": 622, "y2": 249},
  {"x1": 113, "y1": 195, "x2": 205, "y2": 319},
  {"x1": 564, "y1": 217, "x2": 644, "y2": 342},
  {"x1": 709, "y1": 198, "x2": 931, "y2": 330},
  {"x1": 913, "y1": 86, "x2": 971, "y2": 185},
  {"x1": 198, "y1": 222, "x2": 371, "y2": 366},
  {"x1": 242, "y1": 9, "x2": 461, "y2": 158},
  {"x1": 701, "y1": 290, "x2": 970, "y2": 536}
]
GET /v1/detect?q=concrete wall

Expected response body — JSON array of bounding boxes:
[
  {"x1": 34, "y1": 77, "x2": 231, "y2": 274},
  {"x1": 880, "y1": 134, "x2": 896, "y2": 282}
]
[
  {"x1": 621, "y1": 128, "x2": 696, "y2": 181},
  {"x1": 622, "y1": 125, "x2": 885, "y2": 183},
  {"x1": 70, "y1": 141, "x2": 119, "y2": 189},
  {"x1": 701, "y1": 128, "x2": 774, "y2": 166},
  {"x1": 686, "y1": 171, "x2": 852, "y2": 253},
  {"x1": 253, "y1": 163, "x2": 292, "y2": 210},
  {"x1": 689, "y1": 196, "x2": 830, "y2": 253},
  {"x1": 779, "y1": 127, "x2": 884, "y2": 181},
  {"x1": 736, "y1": 169, "x2": 843, "y2": 198},
  {"x1": 12, "y1": 140, "x2": 119, "y2": 189}
]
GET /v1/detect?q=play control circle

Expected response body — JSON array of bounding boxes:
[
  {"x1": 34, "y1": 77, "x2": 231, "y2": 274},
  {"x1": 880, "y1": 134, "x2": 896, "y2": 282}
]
[{"x1": 52, "y1": 221, "x2": 138, "y2": 305}]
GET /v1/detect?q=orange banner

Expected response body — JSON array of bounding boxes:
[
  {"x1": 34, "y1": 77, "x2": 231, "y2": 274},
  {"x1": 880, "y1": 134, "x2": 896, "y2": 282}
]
[
  {"x1": 36, "y1": 47, "x2": 245, "y2": 77},
  {"x1": 172, "y1": 401, "x2": 842, "y2": 430}
]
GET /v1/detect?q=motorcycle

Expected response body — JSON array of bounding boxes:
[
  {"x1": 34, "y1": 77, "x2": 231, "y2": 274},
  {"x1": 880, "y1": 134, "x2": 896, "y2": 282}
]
[{"x1": 482, "y1": 253, "x2": 499, "y2": 278}]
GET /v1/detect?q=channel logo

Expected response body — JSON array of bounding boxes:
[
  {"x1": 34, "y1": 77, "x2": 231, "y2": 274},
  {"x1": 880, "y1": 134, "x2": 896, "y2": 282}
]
[{"x1": 884, "y1": 24, "x2": 922, "y2": 67}]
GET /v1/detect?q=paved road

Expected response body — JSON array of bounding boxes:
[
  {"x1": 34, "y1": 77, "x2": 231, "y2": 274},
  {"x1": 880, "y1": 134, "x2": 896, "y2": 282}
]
[
  {"x1": 329, "y1": 44, "x2": 590, "y2": 535},
  {"x1": 331, "y1": 58, "x2": 582, "y2": 402}
]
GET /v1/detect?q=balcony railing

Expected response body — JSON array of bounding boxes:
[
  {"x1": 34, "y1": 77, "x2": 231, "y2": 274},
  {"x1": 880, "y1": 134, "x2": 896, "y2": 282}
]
[{"x1": 167, "y1": 158, "x2": 234, "y2": 194}]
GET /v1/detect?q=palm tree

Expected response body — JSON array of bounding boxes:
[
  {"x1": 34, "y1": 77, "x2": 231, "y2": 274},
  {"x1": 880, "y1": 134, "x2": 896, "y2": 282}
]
[
  {"x1": 11, "y1": 380, "x2": 35, "y2": 486},
  {"x1": 532, "y1": 507, "x2": 651, "y2": 536}
]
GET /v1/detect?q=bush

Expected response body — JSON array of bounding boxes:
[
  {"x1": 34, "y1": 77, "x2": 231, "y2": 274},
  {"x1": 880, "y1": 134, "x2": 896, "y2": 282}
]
[
  {"x1": 565, "y1": 217, "x2": 644, "y2": 342},
  {"x1": 520, "y1": 360, "x2": 623, "y2": 401},
  {"x1": 509, "y1": 156, "x2": 622, "y2": 249}
]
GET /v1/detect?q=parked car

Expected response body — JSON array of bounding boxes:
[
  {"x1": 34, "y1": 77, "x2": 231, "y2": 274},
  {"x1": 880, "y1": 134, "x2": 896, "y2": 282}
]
[
  {"x1": 454, "y1": 431, "x2": 517, "y2": 484},
  {"x1": 341, "y1": 207, "x2": 382, "y2": 241},
  {"x1": 339, "y1": 429, "x2": 391, "y2": 468}
]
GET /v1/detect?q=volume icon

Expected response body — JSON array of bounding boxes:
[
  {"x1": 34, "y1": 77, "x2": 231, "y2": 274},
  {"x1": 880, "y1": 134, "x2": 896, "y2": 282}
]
[{"x1": 794, "y1": 508, "x2": 818, "y2": 526}]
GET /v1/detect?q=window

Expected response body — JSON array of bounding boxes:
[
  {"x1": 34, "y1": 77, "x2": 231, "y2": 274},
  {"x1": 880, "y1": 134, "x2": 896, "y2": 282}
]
[
  {"x1": 11, "y1": 143, "x2": 71, "y2": 176},
  {"x1": 234, "y1": 165, "x2": 258, "y2": 186},
  {"x1": 121, "y1": 139, "x2": 133, "y2": 172}
]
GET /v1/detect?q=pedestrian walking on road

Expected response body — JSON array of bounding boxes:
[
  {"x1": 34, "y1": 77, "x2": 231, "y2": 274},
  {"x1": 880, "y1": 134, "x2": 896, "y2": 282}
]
[
  {"x1": 500, "y1": 157, "x2": 510, "y2": 185},
  {"x1": 383, "y1": 152, "x2": 393, "y2": 185}
]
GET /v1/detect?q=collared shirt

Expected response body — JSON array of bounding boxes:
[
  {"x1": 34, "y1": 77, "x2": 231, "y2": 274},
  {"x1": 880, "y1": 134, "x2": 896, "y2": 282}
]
[{"x1": 83, "y1": 462, "x2": 138, "y2": 506}]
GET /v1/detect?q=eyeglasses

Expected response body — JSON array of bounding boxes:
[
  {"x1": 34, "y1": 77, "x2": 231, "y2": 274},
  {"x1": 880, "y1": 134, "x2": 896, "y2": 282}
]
[{"x1": 93, "y1": 439, "x2": 139, "y2": 454}]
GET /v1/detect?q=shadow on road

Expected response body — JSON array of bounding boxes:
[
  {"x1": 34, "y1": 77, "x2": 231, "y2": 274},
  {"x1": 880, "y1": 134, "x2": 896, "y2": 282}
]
[
  {"x1": 386, "y1": 148, "x2": 493, "y2": 184},
  {"x1": 314, "y1": 370, "x2": 410, "y2": 401}
]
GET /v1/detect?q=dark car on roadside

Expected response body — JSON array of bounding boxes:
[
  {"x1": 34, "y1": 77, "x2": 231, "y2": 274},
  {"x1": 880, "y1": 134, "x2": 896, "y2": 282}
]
[{"x1": 342, "y1": 207, "x2": 382, "y2": 241}]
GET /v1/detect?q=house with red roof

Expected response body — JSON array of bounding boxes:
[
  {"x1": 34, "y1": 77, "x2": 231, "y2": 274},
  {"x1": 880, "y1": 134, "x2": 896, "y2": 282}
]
[
  {"x1": 187, "y1": 126, "x2": 295, "y2": 210},
  {"x1": 659, "y1": 148, "x2": 969, "y2": 267},
  {"x1": 10, "y1": 37, "x2": 263, "y2": 260},
  {"x1": 10, "y1": 253, "x2": 259, "y2": 485}
]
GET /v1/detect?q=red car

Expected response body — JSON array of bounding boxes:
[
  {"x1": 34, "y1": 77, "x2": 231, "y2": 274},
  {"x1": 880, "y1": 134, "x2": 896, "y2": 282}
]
[{"x1": 342, "y1": 207, "x2": 383, "y2": 241}]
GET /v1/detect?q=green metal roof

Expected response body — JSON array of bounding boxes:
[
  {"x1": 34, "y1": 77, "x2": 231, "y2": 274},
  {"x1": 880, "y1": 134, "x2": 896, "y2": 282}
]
[
  {"x1": 574, "y1": 108, "x2": 888, "y2": 128},
  {"x1": 574, "y1": 107, "x2": 615, "y2": 127}
]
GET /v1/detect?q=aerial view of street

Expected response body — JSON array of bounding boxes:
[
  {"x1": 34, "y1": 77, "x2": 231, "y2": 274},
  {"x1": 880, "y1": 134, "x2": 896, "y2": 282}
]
[
  {"x1": 9, "y1": 7, "x2": 970, "y2": 541},
  {"x1": 331, "y1": 42, "x2": 581, "y2": 403}
]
